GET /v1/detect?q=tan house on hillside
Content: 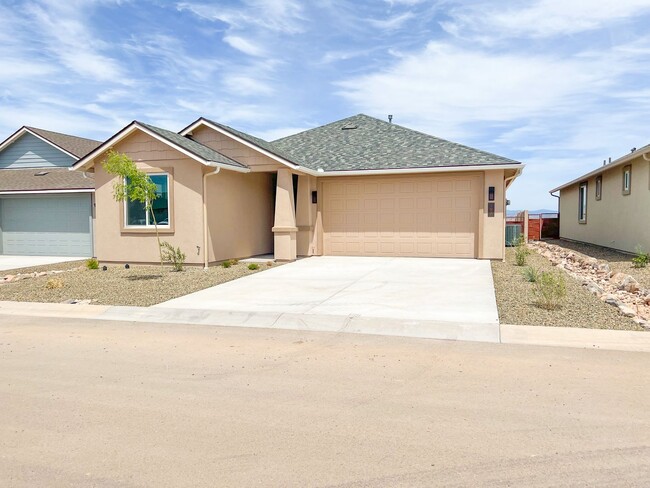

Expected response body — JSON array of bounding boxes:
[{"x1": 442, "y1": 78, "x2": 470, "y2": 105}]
[
  {"x1": 72, "y1": 114, "x2": 523, "y2": 266},
  {"x1": 551, "y1": 145, "x2": 650, "y2": 253}
]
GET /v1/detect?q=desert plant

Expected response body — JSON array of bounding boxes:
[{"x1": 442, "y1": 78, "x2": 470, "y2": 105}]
[
  {"x1": 632, "y1": 247, "x2": 649, "y2": 268},
  {"x1": 222, "y1": 260, "x2": 232, "y2": 268},
  {"x1": 248, "y1": 263, "x2": 259, "y2": 270},
  {"x1": 86, "y1": 258, "x2": 99, "y2": 270},
  {"x1": 533, "y1": 271, "x2": 566, "y2": 310},
  {"x1": 160, "y1": 242, "x2": 186, "y2": 272},
  {"x1": 266, "y1": 261, "x2": 274, "y2": 267},
  {"x1": 514, "y1": 236, "x2": 530, "y2": 266},
  {"x1": 102, "y1": 150, "x2": 164, "y2": 268},
  {"x1": 231, "y1": 259, "x2": 239, "y2": 265},
  {"x1": 45, "y1": 278, "x2": 64, "y2": 289},
  {"x1": 522, "y1": 266, "x2": 540, "y2": 283}
]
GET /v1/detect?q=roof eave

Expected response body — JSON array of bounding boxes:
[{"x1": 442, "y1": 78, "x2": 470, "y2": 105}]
[
  {"x1": 307, "y1": 162, "x2": 524, "y2": 177},
  {"x1": 549, "y1": 148, "x2": 650, "y2": 193}
]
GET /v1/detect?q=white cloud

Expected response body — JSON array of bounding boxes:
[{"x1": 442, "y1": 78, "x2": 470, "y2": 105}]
[
  {"x1": 367, "y1": 12, "x2": 414, "y2": 30},
  {"x1": 442, "y1": 0, "x2": 650, "y2": 40},
  {"x1": 222, "y1": 74, "x2": 274, "y2": 96},
  {"x1": 223, "y1": 35, "x2": 268, "y2": 57}
]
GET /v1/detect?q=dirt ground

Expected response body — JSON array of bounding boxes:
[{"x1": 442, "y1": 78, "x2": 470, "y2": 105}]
[{"x1": 1, "y1": 315, "x2": 648, "y2": 487}]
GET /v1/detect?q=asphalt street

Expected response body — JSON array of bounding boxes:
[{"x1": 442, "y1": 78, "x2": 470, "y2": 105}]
[{"x1": 1, "y1": 315, "x2": 648, "y2": 487}]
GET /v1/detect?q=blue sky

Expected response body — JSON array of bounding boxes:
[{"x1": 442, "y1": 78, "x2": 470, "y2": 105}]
[{"x1": 1, "y1": 0, "x2": 650, "y2": 210}]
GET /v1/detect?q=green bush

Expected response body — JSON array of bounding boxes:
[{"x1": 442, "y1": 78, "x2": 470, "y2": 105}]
[
  {"x1": 86, "y1": 258, "x2": 99, "y2": 270},
  {"x1": 522, "y1": 266, "x2": 540, "y2": 283},
  {"x1": 533, "y1": 271, "x2": 567, "y2": 310},
  {"x1": 632, "y1": 247, "x2": 649, "y2": 268},
  {"x1": 222, "y1": 260, "x2": 232, "y2": 268},
  {"x1": 248, "y1": 263, "x2": 259, "y2": 271},
  {"x1": 160, "y1": 242, "x2": 186, "y2": 272},
  {"x1": 514, "y1": 236, "x2": 530, "y2": 266}
]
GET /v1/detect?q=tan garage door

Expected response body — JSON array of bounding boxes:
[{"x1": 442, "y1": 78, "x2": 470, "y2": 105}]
[{"x1": 322, "y1": 174, "x2": 482, "y2": 258}]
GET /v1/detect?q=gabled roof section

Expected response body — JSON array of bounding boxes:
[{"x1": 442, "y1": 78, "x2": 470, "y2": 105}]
[
  {"x1": 72, "y1": 121, "x2": 249, "y2": 172},
  {"x1": 0, "y1": 167, "x2": 94, "y2": 193},
  {"x1": 180, "y1": 117, "x2": 299, "y2": 168},
  {"x1": 550, "y1": 144, "x2": 650, "y2": 193},
  {"x1": 0, "y1": 126, "x2": 102, "y2": 160},
  {"x1": 272, "y1": 114, "x2": 523, "y2": 171}
]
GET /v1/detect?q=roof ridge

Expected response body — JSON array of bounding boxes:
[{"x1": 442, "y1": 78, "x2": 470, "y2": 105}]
[
  {"x1": 271, "y1": 114, "x2": 369, "y2": 143},
  {"x1": 26, "y1": 126, "x2": 102, "y2": 144}
]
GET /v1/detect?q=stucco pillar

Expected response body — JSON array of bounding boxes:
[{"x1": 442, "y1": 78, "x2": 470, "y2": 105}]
[
  {"x1": 296, "y1": 175, "x2": 316, "y2": 256},
  {"x1": 273, "y1": 168, "x2": 297, "y2": 261}
]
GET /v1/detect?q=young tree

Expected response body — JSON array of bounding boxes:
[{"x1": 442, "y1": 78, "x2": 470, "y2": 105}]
[{"x1": 102, "y1": 150, "x2": 164, "y2": 268}]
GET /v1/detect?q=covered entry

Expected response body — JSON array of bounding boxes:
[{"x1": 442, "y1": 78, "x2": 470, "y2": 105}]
[
  {"x1": 322, "y1": 174, "x2": 482, "y2": 258},
  {"x1": 0, "y1": 194, "x2": 93, "y2": 256}
]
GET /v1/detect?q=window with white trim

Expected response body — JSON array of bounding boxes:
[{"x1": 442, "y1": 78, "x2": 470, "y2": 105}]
[
  {"x1": 622, "y1": 165, "x2": 631, "y2": 195},
  {"x1": 578, "y1": 182, "x2": 587, "y2": 223},
  {"x1": 125, "y1": 173, "x2": 170, "y2": 227}
]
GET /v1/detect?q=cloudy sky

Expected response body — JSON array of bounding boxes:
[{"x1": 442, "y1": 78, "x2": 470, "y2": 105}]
[{"x1": 1, "y1": 0, "x2": 649, "y2": 210}]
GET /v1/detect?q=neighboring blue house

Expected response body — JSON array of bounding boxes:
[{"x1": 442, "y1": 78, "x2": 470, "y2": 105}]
[{"x1": 0, "y1": 126, "x2": 101, "y2": 257}]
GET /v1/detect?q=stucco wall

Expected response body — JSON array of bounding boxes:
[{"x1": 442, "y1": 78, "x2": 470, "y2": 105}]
[
  {"x1": 93, "y1": 131, "x2": 205, "y2": 264},
  {"x1": 481, "y1": 169, "x2": 506, "y2": 259},
  {"x1": 559, "y1": 156, "x2": 650, "y2": 253},
  {"x1": 190, "y1": 126, "x2": 283, "y2": 172},
  {"x1": 206, "y1": 169, "x2": 275, "y2": 262}
]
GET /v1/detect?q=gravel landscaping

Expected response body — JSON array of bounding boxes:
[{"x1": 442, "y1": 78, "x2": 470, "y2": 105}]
[
  {"x1": 546, "y1": 239, "x2": 650, "y2": 290},
  {"x1": 492, "y1": 247, "x2": 643, "y2": 331},
  {"x1": 0, "y1": 262, "x2": 273, "y2": 307}
]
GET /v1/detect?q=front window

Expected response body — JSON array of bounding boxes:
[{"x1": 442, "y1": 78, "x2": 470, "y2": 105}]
[
  {"x1": 578, "y1": 182, "x2": 587, "y2": 223},
  {"x1": 125, "y1": 173, "x2": 170, "y2": 227},
  {"x1": 622, "y1": 165, "x2": 631, "y2": 195}
]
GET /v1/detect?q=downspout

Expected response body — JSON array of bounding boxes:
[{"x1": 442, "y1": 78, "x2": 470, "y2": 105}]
[{"x1": 203, "y1": 166, "x2": 221, "y2": 269}]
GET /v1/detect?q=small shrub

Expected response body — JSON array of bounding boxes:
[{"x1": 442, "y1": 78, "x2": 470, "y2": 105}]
[
  {"x1": 632, "y1": 247, "x2": 649, "y2": 268},
  {"x1": 160, "y1": 241, "x2": 186, "y2": 272},
  {"x1": 514, "y1": 235, "x2": 530, "y2": 266},
  {"x1": 222, "y1": 260, "x2": 232, "y2": 268},
  {"x1": 533, "y1": 271, "x2": 566, "y2": 310},
  {"x1": 522, "y1": 266, "x2": 540, "y2": 283},
  {"x1": 86, "y1": 258, "x2": 99, "y2": 270},
  {"x1": 248, "y1": 263, "x2": 259, "y2": 270},
  {"x1": 45, "y1": 278, "x2": 64, "y2": 289},
  {"x1": 266, "y1": 261, "x2": 274, "y2": 267},
  {"x1": 231, "y1": 259, "x2": 239, "y2": 265}
]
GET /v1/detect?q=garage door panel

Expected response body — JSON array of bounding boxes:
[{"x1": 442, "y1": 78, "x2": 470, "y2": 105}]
[
  {"x1": 323, "y1": 174, "x2": 480, "y2": 258},
  {"x1": 1, "y1": 195, "x2": 93, "y2": 257}
]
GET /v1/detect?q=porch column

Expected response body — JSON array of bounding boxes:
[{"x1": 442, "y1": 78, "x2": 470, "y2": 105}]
[{"x1": 272, "y1": 168, "x2": 297, "y2": 261}]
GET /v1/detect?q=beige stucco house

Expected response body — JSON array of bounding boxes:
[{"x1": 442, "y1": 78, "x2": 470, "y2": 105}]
[
  {"x1": 72, "y1": 114, "x2": 523, "y2": 265},
  {"x1": 551, "y1": 145, "x2": 650, "y2": 253}
]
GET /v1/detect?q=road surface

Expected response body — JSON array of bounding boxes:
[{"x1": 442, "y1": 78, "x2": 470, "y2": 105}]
[{"x1": 1, "y1": 315, "x2": 648, "y2": 487}]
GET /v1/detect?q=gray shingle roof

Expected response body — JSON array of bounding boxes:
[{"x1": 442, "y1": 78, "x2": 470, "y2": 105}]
[
  {"x1": 0, "y1": 167, "x2": 94, "y2": 192},
  {"x1": 26, "y1": 127, "x2": 102, "y2": 158},
  {"x1": 272, "y1": 114, "x2": 522, "y2": 171},
  {"x1": 138, "y1": 122, "x2": 248, "y2": 170}
]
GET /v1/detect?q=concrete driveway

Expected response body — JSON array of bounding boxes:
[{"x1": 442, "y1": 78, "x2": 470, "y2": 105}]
[
  {"x1": 0, "y1": 255, "x2": 86, "y2": 272},
  {"x1": 157, "y1": 257, "x2": 500, "y2": 341}
]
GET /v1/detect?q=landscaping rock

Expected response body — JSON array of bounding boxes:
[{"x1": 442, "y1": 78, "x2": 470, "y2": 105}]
[
  {"x1": 620, "y1": 276, "x2": 640, "y2": 293},
  {"x1": 619, "y1": 305, "x2": 637, "y2": 317},
  {"x1": 3, "y1": 275, "x2": 16, "y2": 283}
]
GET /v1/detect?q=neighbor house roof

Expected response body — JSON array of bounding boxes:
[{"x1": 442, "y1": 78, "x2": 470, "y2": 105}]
[
  {"x1": 550, "y1": 144, "x2": 650, "y2": 193},
  {"x1": 0, "y1": 167, "x2": 94, "y2": 193},
  {"x1": 72, "y1": 121, "x2": 249, "y2": 172},
  {"x1": 272, "y1": 114, "x2": 522, "y2": 171},
  {"x1": 0, "y1": 126, "x2": 102, "y2": 160}
]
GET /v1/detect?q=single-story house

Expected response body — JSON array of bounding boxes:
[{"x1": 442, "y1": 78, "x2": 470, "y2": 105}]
[
  {"x1": 72, "y1": 114, "x2": 524, "y2": 265},
  {"x1": 0, "y1": 126, "x2": 101, "y2": 256},
  {"x1": 550, "y1": 145, "x2": 650, "y2": 253}
]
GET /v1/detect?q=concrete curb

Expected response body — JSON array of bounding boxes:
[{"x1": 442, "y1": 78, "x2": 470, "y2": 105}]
[{"x1": 1, "y1": 301, "x2": 648, "y2": 352}]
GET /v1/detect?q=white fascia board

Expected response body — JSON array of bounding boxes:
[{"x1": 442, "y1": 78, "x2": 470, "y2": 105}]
[
  {"x1": 0, "y1": 127, "x2": 78, "y2": 160},
  {"x1": 72, "y1": 123, "x2": 250, "y2": 173},
  {"x1": 311, "y1": 163, "x2": 525, "y2": 177},
  {"x1": 0, "y1": 189, "x2": 95, "y2": 195},
  {"x1": 181, "y1": 119, "x2": 299, "y2": 170},
  {"x1": 550, "y1": 149, "x2": 650, "y2": 193}
]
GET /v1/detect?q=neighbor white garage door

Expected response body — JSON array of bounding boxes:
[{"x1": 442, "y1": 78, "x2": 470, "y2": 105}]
[
  {"x1": 322, "y1": 174, "x2": 481, "y2": 258},
  {"x1": 0, "y1": 194, "x2": 93, "y2": 256}
]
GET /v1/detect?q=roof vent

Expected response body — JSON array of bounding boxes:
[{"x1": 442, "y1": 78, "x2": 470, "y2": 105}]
[
  {"x1": 631, "y1": 147, "x2": 637, "y2": 153},
  {"x1": 341, "y1": 123, "x2": 358, "y2": 130},
  {"x1": 34, "y1": 171, "x2": 49, "y2": 176}
]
